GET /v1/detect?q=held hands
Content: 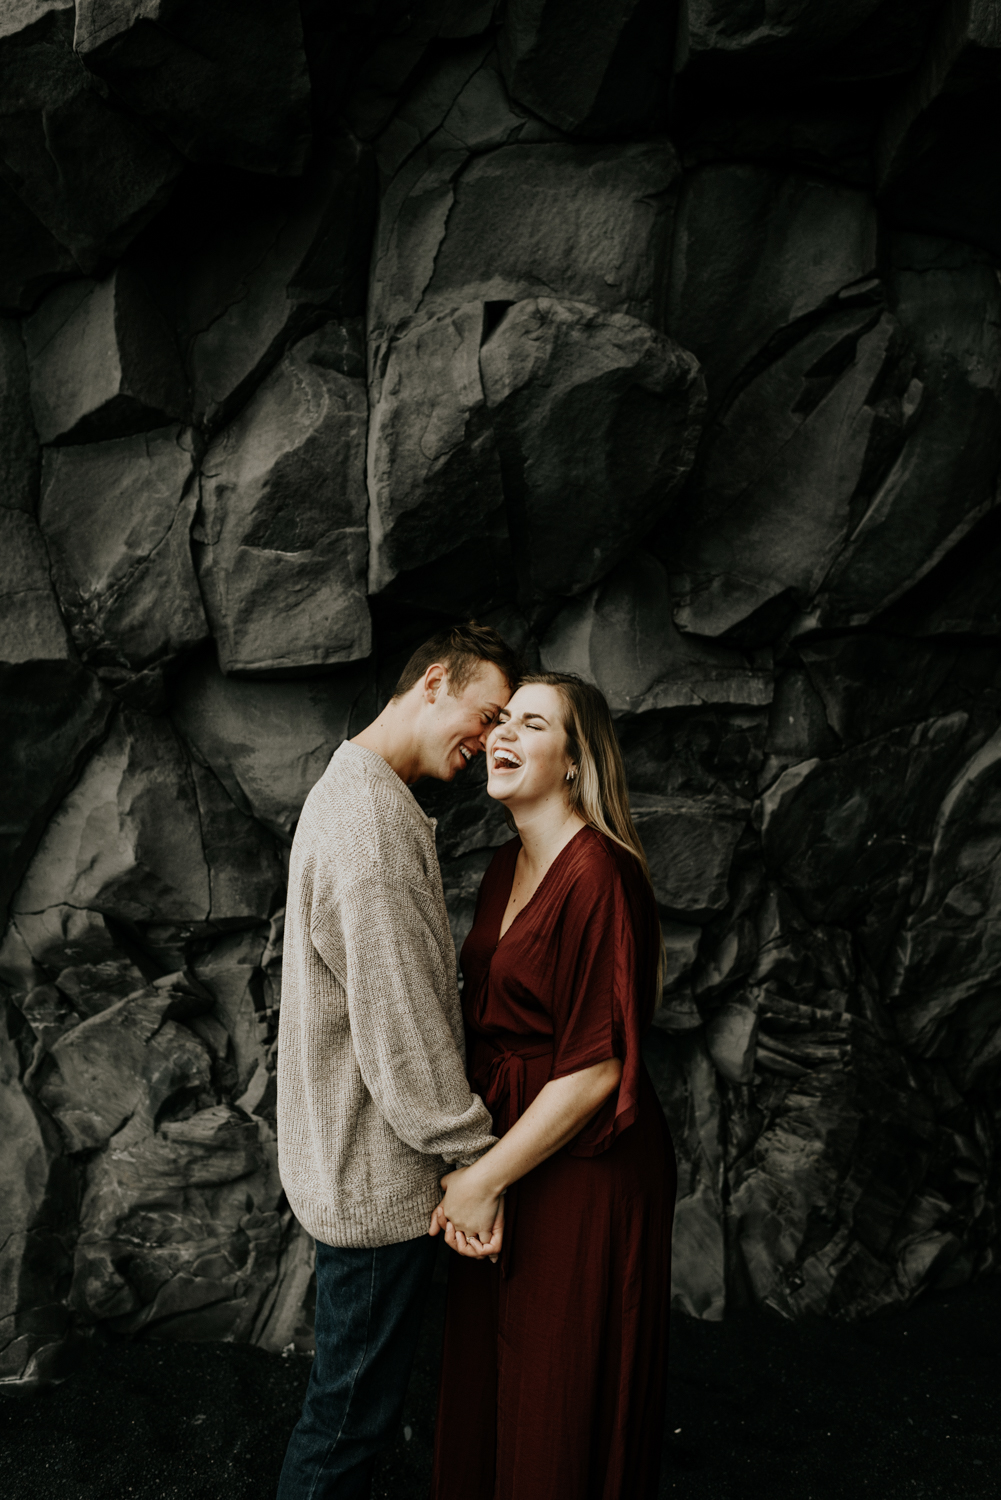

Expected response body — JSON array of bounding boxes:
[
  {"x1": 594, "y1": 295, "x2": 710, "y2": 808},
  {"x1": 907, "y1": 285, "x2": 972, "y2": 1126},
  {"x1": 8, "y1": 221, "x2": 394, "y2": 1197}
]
[{"x1": 428, "y1": 1166, "x2": 504, "y2": 1263}]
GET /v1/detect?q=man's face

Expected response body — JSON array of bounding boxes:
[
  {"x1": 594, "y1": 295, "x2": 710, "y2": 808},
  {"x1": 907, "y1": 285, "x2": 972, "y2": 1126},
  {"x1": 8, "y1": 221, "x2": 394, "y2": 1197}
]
[{"x1": 421, "y1": 662, "x2": 511, "y2": 782}]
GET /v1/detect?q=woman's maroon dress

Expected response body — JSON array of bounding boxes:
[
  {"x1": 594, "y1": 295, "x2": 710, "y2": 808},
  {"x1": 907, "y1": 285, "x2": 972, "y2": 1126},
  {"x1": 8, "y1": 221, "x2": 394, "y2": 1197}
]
[{"x1": 431, "y1": 826, "x2": 677, "y2": 1500}]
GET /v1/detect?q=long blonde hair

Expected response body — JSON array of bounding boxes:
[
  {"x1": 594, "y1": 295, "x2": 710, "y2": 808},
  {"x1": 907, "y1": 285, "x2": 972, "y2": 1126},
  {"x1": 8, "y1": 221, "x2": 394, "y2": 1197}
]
[{"x1": 518, "y1": 672, "x2": 664, "y2": 998}]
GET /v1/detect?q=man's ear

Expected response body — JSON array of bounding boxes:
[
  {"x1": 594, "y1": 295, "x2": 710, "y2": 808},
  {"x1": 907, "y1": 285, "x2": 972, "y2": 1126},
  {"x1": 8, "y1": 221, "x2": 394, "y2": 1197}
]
[{"x1": 423, "y1": 663, "x2": 446, "y2": 702}]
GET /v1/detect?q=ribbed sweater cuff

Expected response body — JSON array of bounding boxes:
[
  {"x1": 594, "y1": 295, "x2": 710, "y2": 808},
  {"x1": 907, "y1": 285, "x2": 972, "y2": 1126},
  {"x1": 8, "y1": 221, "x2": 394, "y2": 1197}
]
[{"x1": 286, "y1": 1176, "x2": 445, "y2": 1250}]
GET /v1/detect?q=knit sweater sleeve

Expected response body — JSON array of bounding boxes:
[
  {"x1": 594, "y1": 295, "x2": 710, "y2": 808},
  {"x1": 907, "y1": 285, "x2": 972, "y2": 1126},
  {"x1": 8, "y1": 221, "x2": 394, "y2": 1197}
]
[{"x1": 310, "y1": 870, "x2": 497, "y2": 1167}]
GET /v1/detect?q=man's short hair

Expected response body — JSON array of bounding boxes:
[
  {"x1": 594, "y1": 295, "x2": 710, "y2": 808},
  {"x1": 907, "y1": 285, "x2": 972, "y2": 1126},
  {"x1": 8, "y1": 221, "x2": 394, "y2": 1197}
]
[{"x1": 392, "y1": 621, "x2": 521, "y2": 699}]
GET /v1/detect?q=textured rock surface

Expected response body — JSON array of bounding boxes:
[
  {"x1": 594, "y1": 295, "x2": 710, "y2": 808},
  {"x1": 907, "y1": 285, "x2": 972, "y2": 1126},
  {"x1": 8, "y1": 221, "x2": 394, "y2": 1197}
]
[
  {"x1": 371, "y1": 37, "x2": 559, "y2": 186},
  {"x1": 540, "y1": 552, "x2": 772, "y2": 714},
  {"x1": 876, "y1": 0, "x2": 1001, "y2": 256},
  {"x1": 12, "y1": 710, "x2": 280, "y2": 927},
  {"x1": 0, "y1": 666, "x2": 113, "y2": 933},
  {"x1": 70, "y1": 1103, "x2": 286, "y2": 1343},
  {"x1": 0, "y1": 176, "x2": 78, "y2": 315},
  {"x1": 196, "y1": 330, "x2": 370, "y2": 675},
  {"x1": 0, "y1": 509, "x2": 68, "y2": 662},
  {"x1": 141, "y1": 139, "x2": 376, "y2": 433},
  {"x1": 0, "y1": 1021, "x2": 75, "y2": 1387},
  {"x1": 0, "y1": 317, "x2": 39, "y2": 506},
  {"x1": 667, "y1": 166, "x2": 877, "y2": 410},
  {"x1": 170, "y1": 651, "x2": 375, "y2": 840},
  {"x1": 367, "y1": 296, "x2": 705, "y2": 609},
  {"x1": 497, "y1": 0, "x2": 676, "y2": 136},
  {"x1": 482, "y1": 299, "x2": 705, "y2": 604},
  {"x1": 885, "y1": 726, "x2": 1001, "y2": 1073},
  {"x1": 3, "y1": 0, "x2": 1001, "y2": 1388},
  {"x1": 685, "y1": 0, "x2": 929, "y2": 70},
  {"x1": 39, "y1": 427, "x2": 205, "y2": 672},
  {"x1": 668, "y1": 234, "x2": 1001, "y2": 643},
  {"x1": 366, "y1": 301, "x2": 507, "y2": 606},
  {"x1": 25, "y1": 269, "x2": 186, "y2": 445},
  {"x1": 74, "y1": 0, "x2": 312, "y2": 177},
  {"x1": 370, "y1": 138, "x2": 679, "y2": 339},
  {"x1": 0, "y1": 1, "x2": 181, "y2": 286}
]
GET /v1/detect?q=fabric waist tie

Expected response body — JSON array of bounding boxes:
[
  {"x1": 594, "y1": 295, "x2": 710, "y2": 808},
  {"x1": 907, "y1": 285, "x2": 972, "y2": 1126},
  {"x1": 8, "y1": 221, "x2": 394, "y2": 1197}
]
[
  {"x1": 480, "y1": 1041, "x2": 553, "y2": 1137},
  {"x1": 475, "y1": 1041, "x2": 552, "y2": 1280}
]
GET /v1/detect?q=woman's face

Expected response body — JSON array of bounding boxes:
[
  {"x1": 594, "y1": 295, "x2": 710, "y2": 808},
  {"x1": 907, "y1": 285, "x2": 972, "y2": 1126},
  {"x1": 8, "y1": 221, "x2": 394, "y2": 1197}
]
[{"x1": 485, "y1": 683, "x2": 575, "y2": 809}]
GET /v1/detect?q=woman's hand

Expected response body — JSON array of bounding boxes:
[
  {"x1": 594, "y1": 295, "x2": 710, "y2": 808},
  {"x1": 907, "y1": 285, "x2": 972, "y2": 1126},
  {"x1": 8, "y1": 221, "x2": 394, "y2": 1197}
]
[
  {"x1": 428, "y1": 1200, "x2": 503, "y2": 1261},
  {"x1": 439, "y1": 1166, "x2": 502, "y2": 1242},
  {"x1": 428, "y1": 1167, "x2": 504, "y2": 1261},
  {"x1": 427, "y1": 1058, "x2": 622, "y2": 1265}
]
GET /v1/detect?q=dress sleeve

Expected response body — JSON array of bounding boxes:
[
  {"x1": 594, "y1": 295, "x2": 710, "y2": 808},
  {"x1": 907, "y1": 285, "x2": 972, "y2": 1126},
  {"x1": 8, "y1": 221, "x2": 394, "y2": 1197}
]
[{"x1": 549, "y1": 844, "x2": 659, "y2": 1157}]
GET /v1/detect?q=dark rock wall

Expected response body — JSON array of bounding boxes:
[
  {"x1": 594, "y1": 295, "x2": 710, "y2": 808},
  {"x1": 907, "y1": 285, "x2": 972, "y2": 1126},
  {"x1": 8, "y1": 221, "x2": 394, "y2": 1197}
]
[{"x1": 2, "y1": 1, "x2": 1000, "y2": 1387}]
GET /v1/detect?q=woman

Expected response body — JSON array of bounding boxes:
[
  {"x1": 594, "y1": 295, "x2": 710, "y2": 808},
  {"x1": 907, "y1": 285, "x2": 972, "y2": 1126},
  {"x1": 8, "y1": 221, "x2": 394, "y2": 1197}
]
[{"x1": 428, "y1": 672, "x2": 677, "y2": 1500}]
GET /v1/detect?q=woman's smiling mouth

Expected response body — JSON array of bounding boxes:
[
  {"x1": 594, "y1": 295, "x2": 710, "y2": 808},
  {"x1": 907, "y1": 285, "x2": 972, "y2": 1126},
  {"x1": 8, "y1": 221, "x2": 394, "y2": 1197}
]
[{"x1": 492, "y1": 748, "x2": 522, "y2": 770}]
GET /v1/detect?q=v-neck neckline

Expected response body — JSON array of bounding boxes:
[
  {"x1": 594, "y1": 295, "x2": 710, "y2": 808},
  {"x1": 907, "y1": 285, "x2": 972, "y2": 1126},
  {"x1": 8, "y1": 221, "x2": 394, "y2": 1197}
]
[{"x1": 494, "y1": 825, "x2": 589, "y2": 949}]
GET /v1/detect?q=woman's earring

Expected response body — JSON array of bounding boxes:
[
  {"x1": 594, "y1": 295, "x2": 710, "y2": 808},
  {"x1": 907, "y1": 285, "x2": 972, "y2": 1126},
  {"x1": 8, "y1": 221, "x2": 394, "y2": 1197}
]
[{"x1": 565, "y1": 768, "x2": 577, "y2": 783}]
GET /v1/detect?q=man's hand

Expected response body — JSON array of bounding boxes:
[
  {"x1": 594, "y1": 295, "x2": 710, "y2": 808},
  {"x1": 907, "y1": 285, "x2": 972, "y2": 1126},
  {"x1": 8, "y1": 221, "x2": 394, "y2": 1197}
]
[{"x1": 428, "y1": 1167, "x2": 504, "y2": 1261}]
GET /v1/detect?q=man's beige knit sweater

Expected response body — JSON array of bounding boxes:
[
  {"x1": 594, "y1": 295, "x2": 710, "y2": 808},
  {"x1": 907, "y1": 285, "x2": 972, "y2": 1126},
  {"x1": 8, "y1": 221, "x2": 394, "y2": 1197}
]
[{"x1": 277, "y1": 740, "x2": 496, "y2": 1247}]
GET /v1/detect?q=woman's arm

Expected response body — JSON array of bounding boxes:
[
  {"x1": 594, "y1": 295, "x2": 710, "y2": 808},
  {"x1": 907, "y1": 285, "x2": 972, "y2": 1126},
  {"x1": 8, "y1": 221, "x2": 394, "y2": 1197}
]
[{"x1": 429, "y1": 1056, "x2": 622, "y2": 1255}]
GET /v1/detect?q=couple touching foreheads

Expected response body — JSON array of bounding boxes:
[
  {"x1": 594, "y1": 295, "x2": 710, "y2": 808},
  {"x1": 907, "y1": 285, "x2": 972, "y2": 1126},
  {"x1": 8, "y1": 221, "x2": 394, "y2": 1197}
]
[{"x1": 276, "y1": 623, "x2": 677, "y2": 1500}]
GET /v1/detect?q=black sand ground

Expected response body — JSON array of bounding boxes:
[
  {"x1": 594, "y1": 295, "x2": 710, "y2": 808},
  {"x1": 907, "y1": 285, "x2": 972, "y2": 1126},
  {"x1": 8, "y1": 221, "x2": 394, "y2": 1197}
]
[{"x1": 3, "y1": 1254, "x2": 998, "y2": 1500}]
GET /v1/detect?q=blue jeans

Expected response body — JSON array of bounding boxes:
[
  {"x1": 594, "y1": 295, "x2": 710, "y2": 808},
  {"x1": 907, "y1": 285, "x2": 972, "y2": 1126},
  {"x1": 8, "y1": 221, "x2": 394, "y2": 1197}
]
[{"x1": 276, "y1": 1234, "x2": 439, "y2": 1499}]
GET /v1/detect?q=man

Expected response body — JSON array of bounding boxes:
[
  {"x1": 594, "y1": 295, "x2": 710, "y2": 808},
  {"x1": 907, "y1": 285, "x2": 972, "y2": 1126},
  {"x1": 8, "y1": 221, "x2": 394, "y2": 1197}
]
[{"x1": 276, "y1": 621, "x2": 519, "y2": 1499}]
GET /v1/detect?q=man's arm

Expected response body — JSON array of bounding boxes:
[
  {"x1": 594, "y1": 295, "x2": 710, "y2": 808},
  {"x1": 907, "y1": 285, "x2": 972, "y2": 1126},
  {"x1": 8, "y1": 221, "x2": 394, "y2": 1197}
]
[
  {"x1": 434, "y1": 1058, "x2": 622, "y2": 1254},
  {"x1": 311, "y1": 872, "x2": 496, "y2": 1165}
]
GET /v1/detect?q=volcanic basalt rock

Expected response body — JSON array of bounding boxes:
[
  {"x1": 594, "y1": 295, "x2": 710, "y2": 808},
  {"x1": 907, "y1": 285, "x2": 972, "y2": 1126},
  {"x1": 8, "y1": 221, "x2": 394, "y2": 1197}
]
[
  {"x1": 12, "y1": 710, "x2": 280, "y2": 927},
  {"x1": 758, "y1": 712, "x2": 972, "y2": 925},
  {"x1": 25, "y1": 269, "x2": 186, "y2": 445},
  {"x1": 0, "y1": 1, "x2": 182, "y2": 280},
  {"x1": 633, "y1": 791, "x2": 748, "y2": 924},
  {"x1": 0, "y1": 1024, "x2": 75, "y2": 1387},
  {"x1": 876, "y1": 0, "x2": 1001, "y2": 257},
  {"x1": 4, "y1": 903, "x2": 147, "y2": 1022},
  {"x1": 370, "y1": 139, "x2": 680, "y2": 340},
  {"x1": 169, "y1": 651, "x2": 374, "y2": 841},
  {"x1": 366, "y1": 301, "x2": 507, "y2": 605},
  {"x1": 497, "y1": 0, "x2": 676, "y2": 137},
  {"x1": 196, "y1": 329, "x2": 371, "y2": 675},
  {"x1": 373, "y1": 40, "x2": 561, "y2": 185},
  {"x1": 74, "y1": 0, "x2": 312, "y2": 177},
  {"x1": 36, "y1": 978, "x2": 214, "y2": 1154},
  {"x1": 0, "y1": 176, "x2": 79, "y2": 316},
  {"x1": 70, "y1": 1103, "x2": 284, "y2": 1342},
  {"x1": 667, "y1": 165, "x2": 878, "y2": 411},
  {"x1": 669, "y1": 233, "x2": 1001, "y2": 643},
  {"x1": 0, "y1": 317, "x2": 39, "y2": 506},
  {"x1": 885, "y1": 726, "x2": 1001, "y2": 1070},
  {"x1": 3, "y1": 0, "x2": 1001, "y2": 1387},
  {"x1": 367, "y1": 296, "x2": 706, "y2": 609},
  {"x1": 0, "y1": 667, "x2": 113, "y2": 932},
  {"x1": 645, "y1": 1029, "x2": 726, "y2": 1321},
  {"x1": 482, "y1": 300, "x2": 705, "y2": 604},
  {"x1": 0, "y1": 509, "x2": 68, "y2": 663},
  {"x1": 337, "y1": 0, "x2": 501, "y2": 143},
  {"x1": 39, "y1": 427, "x2": 205, "y2": 671},
  {"x1": 540, "y1": 552, "x2": 772, "y2": 713},
  {"x1": 149, "y1": 138, "x2": 376, "y2": 434}
]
